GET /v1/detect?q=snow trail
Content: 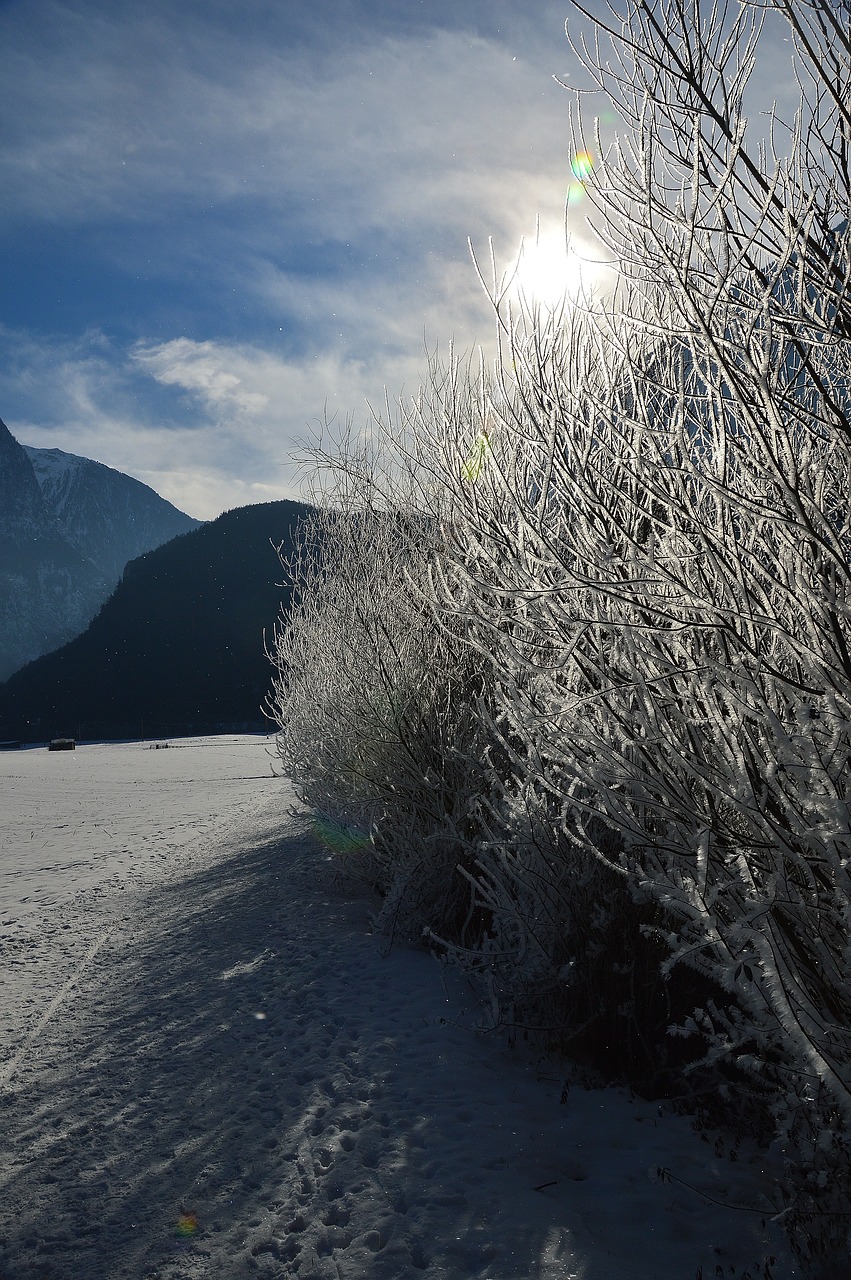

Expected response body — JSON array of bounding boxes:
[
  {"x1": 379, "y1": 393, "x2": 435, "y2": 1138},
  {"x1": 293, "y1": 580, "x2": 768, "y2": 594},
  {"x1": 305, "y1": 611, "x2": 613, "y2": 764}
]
[
  {"x1": 0, "y1": 927, "x2": 113, "y2": 1089},
  {"x1": 0, "y1": 737, "x2": 796, "y2": 1278}
]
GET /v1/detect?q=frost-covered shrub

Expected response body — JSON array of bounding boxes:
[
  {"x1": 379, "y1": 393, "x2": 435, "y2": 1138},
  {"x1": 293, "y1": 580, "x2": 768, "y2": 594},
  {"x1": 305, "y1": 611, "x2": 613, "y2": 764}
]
[
  {"x1": 268, "y1": 424, "x2": 493, "y2": 942},
  {"x1": 269, "y1": 0, "x2": 851, "y2": 1263},
  {"x1": 419, "y1": 0, "x2": 851, "y2": 1265},
  {"x1": 393, "y1": 348, "x2": 711, "y2": 1085}
]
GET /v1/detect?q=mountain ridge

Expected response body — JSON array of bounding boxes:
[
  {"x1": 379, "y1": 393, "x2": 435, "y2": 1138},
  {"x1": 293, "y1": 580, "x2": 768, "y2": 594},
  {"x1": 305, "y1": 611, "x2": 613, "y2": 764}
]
[
  {"x1": 23, "y1": 444, "x2": 202, "y2": 582},
  {"x1": 0, "y1": 499, "x2": 314, "y2": 741},
  {"x1": 0, "y1": 418, "x2": 199, "y2": 679},
  {"x1": 0, "y1": 419, "x2": 109, "y2": 679}
]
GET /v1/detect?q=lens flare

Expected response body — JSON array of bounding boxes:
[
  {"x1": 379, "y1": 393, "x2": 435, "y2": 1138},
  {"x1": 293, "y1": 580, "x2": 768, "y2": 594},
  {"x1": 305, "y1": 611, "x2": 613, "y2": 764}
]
[
  {"x1": 175, "y1": 1211, "x2": 199, "y2": 1237},
  {"x1": 567, "y1": 150, "x2": 594, "y2": 204},
  {"x1": 462, "y1": 432, "x2": 490, "y2": 483},
  {"x1": 571, "y1": 150, "x2": 594, "y2": 182},
  {"x1": 312, "y1": 816, "x2": 371, "y2": 854}
]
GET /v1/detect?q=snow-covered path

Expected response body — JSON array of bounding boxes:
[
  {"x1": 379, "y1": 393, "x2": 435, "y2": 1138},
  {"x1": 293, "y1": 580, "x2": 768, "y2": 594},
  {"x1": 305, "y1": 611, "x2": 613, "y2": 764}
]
[{"x1": 0, "y1": 738, "x2": 796, "y2": 1278}]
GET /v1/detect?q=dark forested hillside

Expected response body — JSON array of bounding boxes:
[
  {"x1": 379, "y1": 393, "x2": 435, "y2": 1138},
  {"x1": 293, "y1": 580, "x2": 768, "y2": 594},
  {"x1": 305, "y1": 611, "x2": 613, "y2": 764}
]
[{"x1": 0, "y1": 499, "x2": 313, "y2": 741}]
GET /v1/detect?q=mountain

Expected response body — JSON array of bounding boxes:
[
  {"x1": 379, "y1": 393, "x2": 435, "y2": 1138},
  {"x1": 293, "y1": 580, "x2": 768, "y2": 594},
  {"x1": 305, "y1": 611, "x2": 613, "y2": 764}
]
[
  {"x1": 0, "y1": 418, "x2": 199, "y2": 681},
  {"x1": 0, "y1": 499, "x2": 314, "y2": 741},
  {"x1": 0, "y1": 420, "x2": 109, "y2": 681},
  {"x1": 23, "y1": 445, "x2": 200, "y2": 582}
]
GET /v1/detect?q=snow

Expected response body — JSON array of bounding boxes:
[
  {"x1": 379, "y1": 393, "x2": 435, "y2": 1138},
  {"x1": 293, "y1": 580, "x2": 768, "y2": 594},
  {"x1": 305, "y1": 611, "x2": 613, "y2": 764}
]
[
  {"x1": 0, "y1": 736, "x2": 798, "y2": 1279},
  {"x1": 23, "y1": 445, "x2": 84, "y2": 490}
]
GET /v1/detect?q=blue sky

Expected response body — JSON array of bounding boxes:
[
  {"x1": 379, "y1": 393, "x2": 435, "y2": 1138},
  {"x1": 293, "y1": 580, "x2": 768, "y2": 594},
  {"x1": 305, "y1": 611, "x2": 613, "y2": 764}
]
[
  {"x1": 0, "y1": 0, "x2": 611, "y2": 518},
  {"x1": 1, "y1": 0, "x2": 799, "y2": 520}
]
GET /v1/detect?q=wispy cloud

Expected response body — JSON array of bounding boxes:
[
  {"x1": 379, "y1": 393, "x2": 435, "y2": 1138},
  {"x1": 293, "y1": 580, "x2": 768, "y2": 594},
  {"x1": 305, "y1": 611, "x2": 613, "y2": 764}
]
[
  {"x1": 4, "y1": 0, "x2": 791, "y2": 520},
  {"x1": 1, "y1": 0, "x2": 596, "y2": 518},
  {"x1": 127, "y1": 333, "x2": 449, "y2": 516},
  {"x1": 0, "y1": 321, "x2": 441, "y2": 519},
  {"x1": 2, "y1": 5, "x2": 575, "y2": 243},
  {"x1": 132, "y1": 340, "x2": 271, "y2": 419}
]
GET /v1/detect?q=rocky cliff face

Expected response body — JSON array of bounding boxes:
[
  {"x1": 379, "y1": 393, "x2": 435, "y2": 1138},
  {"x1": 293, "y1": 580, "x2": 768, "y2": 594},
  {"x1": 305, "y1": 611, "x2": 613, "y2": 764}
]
[
  {"x1": 0, "y1": 417, "x2": 50, "y2": 548},
  {"x1": 0, "y1": 418, "x2": 199, "y2": 681},
  {"x1": 0, "y1": 418, "x2": 106, "y2": 681}
]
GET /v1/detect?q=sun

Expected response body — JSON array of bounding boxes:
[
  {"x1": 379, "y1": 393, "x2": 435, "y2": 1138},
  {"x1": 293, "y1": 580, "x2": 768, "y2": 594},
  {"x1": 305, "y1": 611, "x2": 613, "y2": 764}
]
[{"x1": 507, "y1": 228, "x2": 596, "y2": 309}]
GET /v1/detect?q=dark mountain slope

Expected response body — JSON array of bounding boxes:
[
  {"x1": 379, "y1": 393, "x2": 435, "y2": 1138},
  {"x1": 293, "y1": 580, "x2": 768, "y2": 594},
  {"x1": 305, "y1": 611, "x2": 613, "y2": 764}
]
[
  {"x1": 0, "y1": 419, "x2": 107, "y2": 680},
  {"x1": 0, "y1": 499, "x2": 313, "y2": 741}
]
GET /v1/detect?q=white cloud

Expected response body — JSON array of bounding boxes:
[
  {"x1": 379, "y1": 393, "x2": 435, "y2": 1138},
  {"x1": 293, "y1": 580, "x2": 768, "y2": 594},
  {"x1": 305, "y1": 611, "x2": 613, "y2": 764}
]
[
  {"x1": 128, "y1": 334, "x2": 439, "y2": 513},
  {"x1": 0, "y1": 0, "x2": 599, "y2": 527},
  {"x1": 1, "y1": 324, "x2": 454, "y2": 521},
  {"x1": 132, "y1": 339, "x2": 271, "y2": 418}
]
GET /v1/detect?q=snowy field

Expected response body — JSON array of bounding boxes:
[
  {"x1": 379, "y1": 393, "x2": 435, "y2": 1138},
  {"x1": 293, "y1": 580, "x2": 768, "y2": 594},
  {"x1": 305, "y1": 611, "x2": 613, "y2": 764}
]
[{"x1": 0, "y1": 736, "x2": 798, "y2": 1279}]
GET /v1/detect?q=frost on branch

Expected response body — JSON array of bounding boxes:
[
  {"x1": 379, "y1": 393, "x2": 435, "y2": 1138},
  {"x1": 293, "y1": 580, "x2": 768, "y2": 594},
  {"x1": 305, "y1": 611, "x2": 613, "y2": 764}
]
[{"x1": 268, "y1": 0, "x2": 851, "y2": 1267}]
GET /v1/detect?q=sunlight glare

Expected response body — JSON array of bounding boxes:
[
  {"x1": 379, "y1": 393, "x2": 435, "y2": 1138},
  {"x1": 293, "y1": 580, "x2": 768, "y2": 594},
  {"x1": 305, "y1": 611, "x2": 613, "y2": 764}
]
[{"x1": 508, "y1": 230, "x2": 593, "y2": 309}]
